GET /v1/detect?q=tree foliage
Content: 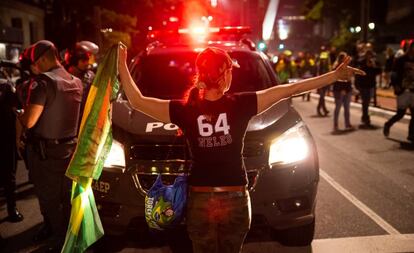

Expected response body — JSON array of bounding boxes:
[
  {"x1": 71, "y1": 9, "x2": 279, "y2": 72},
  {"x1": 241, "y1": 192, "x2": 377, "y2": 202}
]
[
  {"x1": 99, "y1": 8, "x2": 137, "y2": 52},
  {"x1": 303, "y1": 0, "x2": 360, "y2": 50}
]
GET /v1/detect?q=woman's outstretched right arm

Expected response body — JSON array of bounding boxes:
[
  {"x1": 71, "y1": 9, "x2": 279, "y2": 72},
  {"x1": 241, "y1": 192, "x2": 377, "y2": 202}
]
[{"x1": 118, "y1": 43, "x2": 171, "y2": 123}]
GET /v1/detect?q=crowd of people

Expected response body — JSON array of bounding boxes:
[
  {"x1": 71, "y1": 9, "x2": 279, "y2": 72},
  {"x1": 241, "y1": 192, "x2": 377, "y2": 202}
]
[
  {"x1": 0, "y1": 39, "x2": 98, "y2": 251},
  {"x1": 0, "y1": 37, "x2": 412, "y2": 252},
  {"x1": 272, "y1": 40, "x2": 413, "y2": 139}
]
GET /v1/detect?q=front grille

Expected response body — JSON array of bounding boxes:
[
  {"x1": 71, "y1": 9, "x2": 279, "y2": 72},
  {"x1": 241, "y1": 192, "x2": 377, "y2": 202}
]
[
  {"x1": 130, "y1": 144, "x2": 189, "y2": 161},
  {"x1": 134, "y1": 173, "x2": 182, "y2": 192},
  {"x1": 130, "y1": 142, "x2": 263, "y2": 194},
  {"x1": 131, "y1": 141, "x2": 264, "y2": 161},
  {"x1": 132, "y1": 169, "x2": 259, "y2": 194}
]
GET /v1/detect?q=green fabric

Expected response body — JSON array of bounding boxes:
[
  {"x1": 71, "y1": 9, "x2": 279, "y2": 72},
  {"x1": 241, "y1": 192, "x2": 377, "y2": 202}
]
[{"x1": 62, "y1": 44, "x2": 120, "y2": 253}]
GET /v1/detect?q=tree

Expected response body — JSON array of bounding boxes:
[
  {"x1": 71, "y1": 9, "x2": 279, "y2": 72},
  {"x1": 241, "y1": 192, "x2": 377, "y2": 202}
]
[
  {"x1": 303, "y1": 0, "x2": 359, "y2": 50},
  {"x1": 99, "y1": 8, "x2": 137, "y2": 52}
]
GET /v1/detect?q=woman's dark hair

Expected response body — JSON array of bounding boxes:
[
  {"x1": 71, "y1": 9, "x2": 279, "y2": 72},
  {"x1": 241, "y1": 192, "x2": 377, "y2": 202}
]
[
  {"x1": 185, "y1": 47, "x2": 233, "y2": 105},
  {"x1": 333, "y1": 51, "x2": 347, "y2": 69}
]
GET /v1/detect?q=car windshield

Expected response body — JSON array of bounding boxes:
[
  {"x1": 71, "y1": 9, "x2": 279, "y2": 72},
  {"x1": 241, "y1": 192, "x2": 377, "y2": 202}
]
[{"x1": 132, "y1": 51, "x2": 274, "y2": 99}]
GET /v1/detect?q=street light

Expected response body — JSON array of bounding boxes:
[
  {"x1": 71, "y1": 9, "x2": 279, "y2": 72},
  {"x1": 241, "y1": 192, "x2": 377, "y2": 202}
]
[
  {"x1": 355, "y1": 26, "x2": 362, "y2": 33},
  {"x1": 278, "y1": 19, "x2": 289, "y2": 40},
  {"x1": 368, "y1": 22, "x2": 375, "y2": 30},
  {"x1": 211, "y1": 0, "x2": 217, "y2": 8}
]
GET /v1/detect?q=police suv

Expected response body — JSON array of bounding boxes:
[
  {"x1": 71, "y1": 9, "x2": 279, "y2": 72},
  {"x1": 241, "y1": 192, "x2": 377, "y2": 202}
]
[{"x1": 93, "y1": 27, "x2": 319, "y2": 246}]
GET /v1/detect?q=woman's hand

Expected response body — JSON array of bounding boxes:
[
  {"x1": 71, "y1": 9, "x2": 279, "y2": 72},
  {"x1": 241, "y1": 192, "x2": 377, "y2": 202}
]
[
  {"x1": 118, "y1": 42, "x2": 128, "y2": 69},
  {"x1": 335, "y1": 56, "x2": 366, "y2": 82}
]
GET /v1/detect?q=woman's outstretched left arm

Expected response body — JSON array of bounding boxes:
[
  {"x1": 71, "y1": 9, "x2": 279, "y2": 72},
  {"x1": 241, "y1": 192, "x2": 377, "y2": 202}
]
[{"x1": 256, "y1": 56, "x2": 365, "y2": 114}]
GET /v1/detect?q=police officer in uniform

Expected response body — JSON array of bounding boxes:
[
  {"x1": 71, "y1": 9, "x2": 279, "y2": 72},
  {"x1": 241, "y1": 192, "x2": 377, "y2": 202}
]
[
  {"x1": 66, "y1": 43, "x2": 96, "y2": 89},
  {"x1": 0, "y1": 61, "x2": 24, "y2": 223},
  {"x1": 18, "y1": 40, "x2": 83, "y2": 249},
  {"x1": 66, "y1": 41, "x2": 98, "y2": 120},
  {"x1": 15, "y1": 46, "x2": 41, "y2": 170}
]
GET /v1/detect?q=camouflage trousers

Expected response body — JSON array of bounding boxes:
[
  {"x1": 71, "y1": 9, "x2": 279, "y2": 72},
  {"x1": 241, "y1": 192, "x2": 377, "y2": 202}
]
[{"x1": 186, "y1": 190, "x2": 251, "y2": 253}]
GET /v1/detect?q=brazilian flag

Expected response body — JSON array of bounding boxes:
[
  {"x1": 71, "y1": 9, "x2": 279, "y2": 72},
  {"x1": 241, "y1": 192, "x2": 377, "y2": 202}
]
[{"x1": 62, "y1": 44, "x2": 121, "y2": 253}]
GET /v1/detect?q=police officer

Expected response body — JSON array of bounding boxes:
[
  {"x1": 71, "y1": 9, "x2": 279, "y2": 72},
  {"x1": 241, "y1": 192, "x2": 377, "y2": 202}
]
[
  {"x1": 15, "y1": 46, "x2": 41, "y2": 169},
  {"x1": 66, "y1": 43, "x2": 97, "y2": 87},
  {"x1": 316, "y1": 46, "x2": 332, "y2": 116},
  {"x1": 66, "y1": 41, "x2": 98, "y2": 120},
  {"x1": 0, "y1": 60, "x2": 24, "y2": 223},
  {"x1": 18, "y1": 40, "x2": 83, "y2": 249},
  {"x1": 354, "y1": 49, "x2": 382, "y2": 127}
]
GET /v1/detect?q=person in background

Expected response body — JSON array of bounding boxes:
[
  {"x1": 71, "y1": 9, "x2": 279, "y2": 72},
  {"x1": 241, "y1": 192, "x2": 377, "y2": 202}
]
[
  {"x1": 0, "y1": 234, "x2": 5, "y2": 250},
  {"x1": 118, "y1": 43, "x2": 364, "y2": 253},
  {"x1": 383, "y1": 47, "x2": 395, "y2": 89},
  {"x1": 297, "y1": 51, "x2": 316, "y2": 101},
  {"x1": 354, "y1": 49, "x2": 382, "y2": 127},
  {"x1": 316, "y1": 46, "x2": 332, "y2": 116},
  {"x1": 18, "y1": 40, "x2": 83, "y2": 250},
  {"x1": 0, "y1": 60, "x2": 24, "y2": 223},
  {"x1": 65, "y1": 41, "x2": 99, "y2": 120},
  {"x1": 332, "y1": 52, "x2": 354, "y2": 132},
  {"x1": 384, "y1": 41, "x2": 414, "y2": 142},
  {"x1": 329, "y1": 46, "x2": 338, "y2": 66},
  {"x1": 395, "y1": 39, "x2": 411, "y2": 58},
  {"x1": 275, "y1": 51, "x2": 293, "y2": 84},
  {"x1": 15, "y1": 46, "x2": 41, "y2": 168}
]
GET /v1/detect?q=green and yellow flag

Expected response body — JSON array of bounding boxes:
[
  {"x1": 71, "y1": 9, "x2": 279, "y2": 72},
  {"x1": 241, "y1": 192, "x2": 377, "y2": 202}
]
[{"x1": 62, "y1": 44, "x2": 121, "y2": 253}]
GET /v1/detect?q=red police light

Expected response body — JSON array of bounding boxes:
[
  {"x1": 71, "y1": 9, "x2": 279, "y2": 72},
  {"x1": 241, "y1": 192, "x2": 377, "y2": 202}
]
[{"x1": 146, "y1": 26, "x2": 252, "y2": 43}]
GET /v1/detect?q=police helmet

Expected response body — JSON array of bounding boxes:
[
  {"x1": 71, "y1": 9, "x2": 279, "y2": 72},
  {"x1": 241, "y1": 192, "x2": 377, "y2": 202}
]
[{"x1": 65, "y1": 41, "x2": 99, "y2": 67}]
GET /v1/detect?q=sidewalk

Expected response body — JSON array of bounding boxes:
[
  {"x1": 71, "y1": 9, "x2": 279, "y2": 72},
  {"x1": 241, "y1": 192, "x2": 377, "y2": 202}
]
[{"x1": 310, "y1": 87, "x2": 411, "y2": 124}]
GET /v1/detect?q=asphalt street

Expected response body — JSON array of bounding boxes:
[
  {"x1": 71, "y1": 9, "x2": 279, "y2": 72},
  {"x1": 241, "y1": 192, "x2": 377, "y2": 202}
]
[{"x1": 1, "y1": 96, "x2": 414, "y2": 253}]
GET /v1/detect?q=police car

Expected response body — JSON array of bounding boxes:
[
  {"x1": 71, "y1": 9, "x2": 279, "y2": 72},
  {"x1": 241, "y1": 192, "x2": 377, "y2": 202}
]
[{"x1": 93, "y1": 26, "x2": 319, "y2": 246}]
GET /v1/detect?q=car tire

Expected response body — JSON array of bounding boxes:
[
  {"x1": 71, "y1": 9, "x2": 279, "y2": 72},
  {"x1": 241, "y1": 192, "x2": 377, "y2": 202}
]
[{"x1": 272, "y1": 218, "x2": 315, "y2": 247}]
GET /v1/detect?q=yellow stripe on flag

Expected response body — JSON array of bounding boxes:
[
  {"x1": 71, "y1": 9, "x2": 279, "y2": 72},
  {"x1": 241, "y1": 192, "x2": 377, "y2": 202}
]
[
  {"x1": 79, "y1": 85, "x2": 98, "y2": 136},
  {"x1": 70, "y1": 179, "x2": 93, "y2": 234}
]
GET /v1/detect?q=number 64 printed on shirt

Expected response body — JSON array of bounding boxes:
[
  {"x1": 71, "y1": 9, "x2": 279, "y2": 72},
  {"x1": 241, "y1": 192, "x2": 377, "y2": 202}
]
[{"x1": 197, "y1": 113, "x2": 230, "y2": 137}]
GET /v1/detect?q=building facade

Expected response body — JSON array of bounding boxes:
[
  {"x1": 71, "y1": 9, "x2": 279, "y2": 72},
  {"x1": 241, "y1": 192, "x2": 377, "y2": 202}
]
[{"x1": 0, "y1": 0, "x2": 44, "y2": 60}]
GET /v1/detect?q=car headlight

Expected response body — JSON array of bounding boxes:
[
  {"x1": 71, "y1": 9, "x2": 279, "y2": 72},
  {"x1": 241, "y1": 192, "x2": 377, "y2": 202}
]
[
  {"x1": 268, "y1": 122, "x2": 310, "y2": 166},
  {"x1": 104, "y1": 139, "x2": 125, "y2": 168}
]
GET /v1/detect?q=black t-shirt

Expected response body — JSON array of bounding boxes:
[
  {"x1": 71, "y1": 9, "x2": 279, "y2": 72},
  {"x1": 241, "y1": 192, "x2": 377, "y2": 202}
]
[
  {"x1": 169, "y1": 92, "x2": 257, "y2": 186},
  {"x1": 354, "y1": 59, "x2": 382, "y2": 89},
  {"x1": 393, "y1": 54, "x2": 414, "y2": 92},
  {"x1": 333, "y1": 81, "x2": 352, "y2": 93}
]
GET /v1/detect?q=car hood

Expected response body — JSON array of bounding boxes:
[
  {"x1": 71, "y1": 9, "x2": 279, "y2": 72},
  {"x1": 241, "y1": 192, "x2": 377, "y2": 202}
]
[{"x1": 112, "y1": 99, "x2": 290, "y2": 136}]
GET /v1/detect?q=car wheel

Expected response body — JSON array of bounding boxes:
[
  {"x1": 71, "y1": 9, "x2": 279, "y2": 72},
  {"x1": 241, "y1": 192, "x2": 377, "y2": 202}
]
[{"x1": 272, "y1": 218, "x2": 315, "y2": 247}]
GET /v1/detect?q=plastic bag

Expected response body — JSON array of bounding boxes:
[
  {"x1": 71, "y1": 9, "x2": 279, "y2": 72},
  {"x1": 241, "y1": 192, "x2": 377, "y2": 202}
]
[{"x1": 145, "y1": 174, "x2": 187, "y2": 230}]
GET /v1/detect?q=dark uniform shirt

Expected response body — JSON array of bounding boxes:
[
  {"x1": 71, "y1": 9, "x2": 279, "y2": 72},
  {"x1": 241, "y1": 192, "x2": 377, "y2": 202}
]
[
  {"x1": 29, "y1": 66, "x2": 83, "y2": 139},
  {"x1": 169, "y1": 92, "x2": 257, "y2": 187},
  {"x1": 0, "y1": 81, "x2": 18, "y2": 143}
]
